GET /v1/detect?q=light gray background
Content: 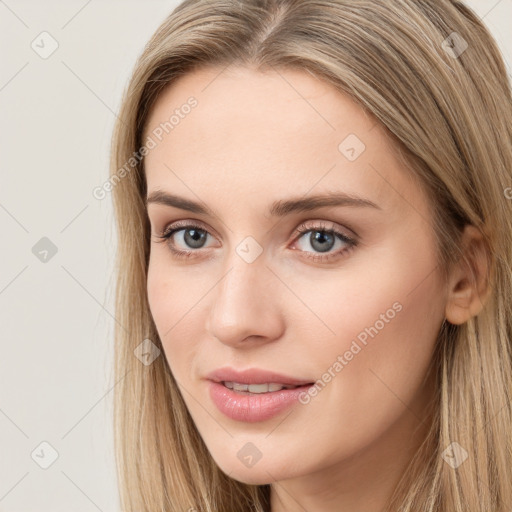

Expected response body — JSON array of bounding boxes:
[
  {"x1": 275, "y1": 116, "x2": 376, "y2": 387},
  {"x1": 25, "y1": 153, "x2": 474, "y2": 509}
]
[{"x1": 0, "y1": 1, "x2": 510, "y2": 510}]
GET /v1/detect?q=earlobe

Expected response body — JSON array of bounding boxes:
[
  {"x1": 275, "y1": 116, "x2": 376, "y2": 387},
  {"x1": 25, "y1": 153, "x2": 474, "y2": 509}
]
[{"x1": 444, "y1": 224, "x2": 491, "y2": 326}]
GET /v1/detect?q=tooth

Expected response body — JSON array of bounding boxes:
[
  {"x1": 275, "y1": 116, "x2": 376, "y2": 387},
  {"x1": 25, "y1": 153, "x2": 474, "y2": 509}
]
[
  {"x1": 247, "y1": 383, "x2": 270, "y2": 393},
  {"x1": 223, "y1": 381, "x2": 300, "y2": 393}
]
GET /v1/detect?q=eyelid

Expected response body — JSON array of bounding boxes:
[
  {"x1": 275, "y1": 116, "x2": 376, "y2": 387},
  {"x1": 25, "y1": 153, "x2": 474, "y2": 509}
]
[
  {"x1": 159, "y1": 219, "x2": 218, "y2": 241},
  {"x1": 292, "y1": 219, "x2": 358, "y2": 242}
]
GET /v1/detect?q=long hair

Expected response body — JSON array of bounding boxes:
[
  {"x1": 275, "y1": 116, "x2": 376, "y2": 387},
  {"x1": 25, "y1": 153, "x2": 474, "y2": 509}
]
[{"x1": 108, "y1": 1, "x2": 512, "y2": 510}]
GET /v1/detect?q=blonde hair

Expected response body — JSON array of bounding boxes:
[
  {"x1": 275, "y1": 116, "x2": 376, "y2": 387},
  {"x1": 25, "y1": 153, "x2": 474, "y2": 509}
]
[{"x1": 109, "y1": 1, "x2": 512, "y2": 510}]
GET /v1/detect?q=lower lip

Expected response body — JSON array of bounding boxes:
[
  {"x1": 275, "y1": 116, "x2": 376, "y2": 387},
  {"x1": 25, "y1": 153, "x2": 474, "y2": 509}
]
[{"x1": 208, "y1": 381, "x2": 313, "y2": 422}]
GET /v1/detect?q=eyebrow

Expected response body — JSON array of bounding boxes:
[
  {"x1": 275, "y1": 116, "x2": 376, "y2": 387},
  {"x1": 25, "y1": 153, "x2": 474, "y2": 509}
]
[{"x1": 146, "y1": 190, "x2": 381, "y2": 216}]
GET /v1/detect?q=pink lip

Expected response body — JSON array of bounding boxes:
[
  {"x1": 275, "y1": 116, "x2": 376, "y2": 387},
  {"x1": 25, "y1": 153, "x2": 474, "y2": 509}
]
[
  {"x1": 205, "y1": 367, "x2": 315, "y2": 422},
  {"x1": 208, "y1": 381, "x2": 314, "y2": 422}
]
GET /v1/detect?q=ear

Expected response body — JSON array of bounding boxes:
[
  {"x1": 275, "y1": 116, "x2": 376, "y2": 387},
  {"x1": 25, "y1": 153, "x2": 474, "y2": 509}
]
[{"x1": 445, "y1": 224, "x2": 491, "y2": 325}]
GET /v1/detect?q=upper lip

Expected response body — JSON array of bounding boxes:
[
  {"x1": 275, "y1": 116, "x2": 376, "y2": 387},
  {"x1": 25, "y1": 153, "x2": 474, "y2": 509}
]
[{"x1": 205, "y1": 367, "x2": 314, "y2": 386}]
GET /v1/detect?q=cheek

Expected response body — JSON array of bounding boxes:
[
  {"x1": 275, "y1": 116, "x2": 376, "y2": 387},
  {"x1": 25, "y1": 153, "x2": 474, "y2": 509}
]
[
  {"x1": 318, "y1": 278, "x2": 442, "y2": 461},
  {"x1": 147, "y1": 257, "x2": 202, "y2": 378},
  {"x1": 147, "y1": 258, "x2": 172, "y2": 329},
  {"x1": 284, "y1": 268, "x2": 443, "y2": 405},
  {"x1": 147, "y1": 254, "x2": 202, "y2": 327},
  {"x1": 283, "y1": 236, "x2": 444, "y2": 357}
]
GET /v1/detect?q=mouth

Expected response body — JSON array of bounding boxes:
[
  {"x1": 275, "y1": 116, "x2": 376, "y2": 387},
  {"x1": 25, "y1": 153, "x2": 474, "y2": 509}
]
[
  {"x1": 208, "y1": 379, "x2": 317, "y2": 422},
  {"x1": 220, "y1": 381, "x2": 315, "y2": 395},
  {"x1": 205, "y1": 367, "x2": 315, "y2": 389}
]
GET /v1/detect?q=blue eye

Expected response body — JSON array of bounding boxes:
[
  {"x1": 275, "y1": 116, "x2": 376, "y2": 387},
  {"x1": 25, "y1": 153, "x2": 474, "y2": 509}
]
[
  {"x1": 292, "y1": 221, "x2": 357, "y2": 262},
  {"x1": 169, "y1": 226, "x2": 209, "y2": 250},
  {"x1": 154, "y1": 220, "x2": 357, "y2": 263},
  {"x1": 155, "y1": 222, "x2": 213, "y2": 259}
]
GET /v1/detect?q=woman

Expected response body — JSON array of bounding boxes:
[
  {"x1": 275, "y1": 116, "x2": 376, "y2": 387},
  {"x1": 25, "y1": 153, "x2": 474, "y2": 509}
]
[{"x1": 109, "y1": 1, "x2": 512, "y2": 510}]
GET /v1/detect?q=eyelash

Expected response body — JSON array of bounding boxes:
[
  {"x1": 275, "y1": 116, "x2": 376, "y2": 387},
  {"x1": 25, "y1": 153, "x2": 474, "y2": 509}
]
[{"x1": 153, "y1": 220, "x2": 358, "y2": 263}]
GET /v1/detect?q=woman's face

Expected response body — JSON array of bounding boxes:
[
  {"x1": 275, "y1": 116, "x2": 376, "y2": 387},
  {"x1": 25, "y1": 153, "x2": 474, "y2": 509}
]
[{"x1": 144, "y1": 65, "x2": 446, "y2": 490}]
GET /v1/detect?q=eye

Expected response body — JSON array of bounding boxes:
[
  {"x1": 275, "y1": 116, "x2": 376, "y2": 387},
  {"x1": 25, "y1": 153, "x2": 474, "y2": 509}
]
[
  {"x1": 291, "y1": 220, "x2": 357, "y2": 263},
  {"x1": 153, "y1": 220, "x2": 214, "y2": 259}
]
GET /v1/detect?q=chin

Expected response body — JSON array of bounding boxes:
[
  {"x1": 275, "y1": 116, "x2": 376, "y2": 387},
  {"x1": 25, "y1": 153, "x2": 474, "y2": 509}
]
[
  {"x1": 226, "y1": 469, "x2": 275, "y2": 486},
  {"x1": 213, "y1": 458, "x2": 281, "y2": 485}
]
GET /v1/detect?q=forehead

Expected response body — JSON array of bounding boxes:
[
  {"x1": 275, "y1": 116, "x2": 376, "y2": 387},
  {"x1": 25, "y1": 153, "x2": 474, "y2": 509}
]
[{"x1": 143, "y1": 66, "x2": 430, "y2": 220}]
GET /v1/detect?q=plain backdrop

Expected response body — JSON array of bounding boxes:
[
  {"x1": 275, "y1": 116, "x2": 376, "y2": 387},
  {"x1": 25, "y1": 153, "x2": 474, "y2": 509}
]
[{"x1": 0, "y1": 1, "x2": 511, "y2": 510}]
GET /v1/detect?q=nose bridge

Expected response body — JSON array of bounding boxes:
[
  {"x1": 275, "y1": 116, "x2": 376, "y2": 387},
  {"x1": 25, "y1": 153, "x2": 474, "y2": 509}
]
[{"x1": 206, "y1": 245, "x2": 283, "y2": 346}]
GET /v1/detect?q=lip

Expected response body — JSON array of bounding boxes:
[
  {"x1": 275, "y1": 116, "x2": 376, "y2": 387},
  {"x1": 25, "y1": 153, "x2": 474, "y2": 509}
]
[
  {"x1": 205, "y1": 367, "x2": 314, "y2": 386},
  {"x1": 205, "y1": 367, "x2": 315, "y2": 422},
  {"x1": 208, "y1": 380, "x2": 314, "y2": 422}
]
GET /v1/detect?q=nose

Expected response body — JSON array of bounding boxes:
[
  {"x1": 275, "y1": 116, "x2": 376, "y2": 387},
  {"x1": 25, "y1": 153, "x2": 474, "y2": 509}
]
[{"x1": 205, "y1": 251, "x2": 285, "y2": 348}]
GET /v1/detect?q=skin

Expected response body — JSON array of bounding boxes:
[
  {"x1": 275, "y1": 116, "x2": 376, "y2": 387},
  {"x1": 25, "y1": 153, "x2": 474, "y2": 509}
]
[{"x1": 143, "y1": 65, "x2": 488, "y2": 512}]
